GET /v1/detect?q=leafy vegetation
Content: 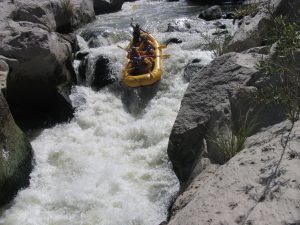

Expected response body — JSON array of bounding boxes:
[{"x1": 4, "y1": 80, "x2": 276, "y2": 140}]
[
  {"x1": 209, "y1": 33, "x2": 232, "y2": 58},
  {"x1": 233, "y1": 2, "x2": 259, "y2": 20},
  {"x1": 201, "y1": 30, "x2": 232, "y2": 58},
  {"x1": 256, "y1": 15, "x2": 300, "y2": 122},
  {"x1": 254, "y1": 15, "x2": 300, "y2": 201}
]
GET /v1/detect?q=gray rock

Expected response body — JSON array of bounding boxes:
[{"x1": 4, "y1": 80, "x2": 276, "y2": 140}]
[
  {"x1": 212, "y1": 29, "x2": 228, "y2": 35},
  {"x1": 12, "y1": 0, "x2": 55, "y2": 30},
  {"x1": 71, "y1": 0, "x2": 95, "y2": 29},
  {"x1": 0, "y1": 1, "x2": 16, "y2": 23},
  {"x1": 206, "y1": 101, "x2": 232, "y2": 163},
  {"x1": 167, "y1": 53, "x2": 261, "y2": 184},
  {"x1": 165, "y1": 38, "x2": 183, "y2": 45},
  {"x1": 227, "y1": 10, "x2": 270, "y2": 52},
  {"x1": 166, "y1": 21, "x2": 191, "y2": 33},
  {"x1": 213, "y1": 21, "x2": 226, "y2": 29},
  {"x1": 168, "y1": 51, "x2": 289, "y2": 185},
  {"x1": 0, "y1": 21, "x2": 74, "y2": 126},
  {"x1": 170, "y1": 157, "x2": 220, "y2": 217},
  {"x1": 242, "y1": 45, "x2": 270, "y2": 54},
  {"x1": 0, "y1": 60, "x2": 9, "y2": 90},
  {"x1": 183, "y1": 63, "x2": 203, "y2": 82},
  {"x1": 93, "y1": 0, "x2": 125, "y2": 14},
  {"x1": 79, "y1": 53, "x2": 116, "y2": 89},
  {"x1": 11, "y1": 0, "x2": 95, "y2": 33},
  {"x1": 227, "y1": 0, "x2": 300, "y2": 52},
  {"x1": 75, "y1": 50, "x2": 89, "y2": 60},
  {"x1": 198, "y1": 5, "x2": 222, "y2": 21},
  {"x1": 0, "y1": 91, "x2": 33, "y2": 206},
  {"x1": 168, "y1": 120, "x2": 300, "y2": 225}
]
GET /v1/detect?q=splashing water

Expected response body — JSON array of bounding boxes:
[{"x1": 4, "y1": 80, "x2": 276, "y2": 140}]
[{"x1": 0, "y1": 1, "x2": 236, "y2": 224}]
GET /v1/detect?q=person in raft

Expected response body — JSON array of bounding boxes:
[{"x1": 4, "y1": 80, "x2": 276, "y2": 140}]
[
  {"x1": 139, "y1": 36, "x2": 155, "y2": 57},
  {"x1": 130, "y1": 19, "x2": 148, "y2": 46},
  {"x1": 127, "y1": 47, "x2": 153, "y2": 75}
]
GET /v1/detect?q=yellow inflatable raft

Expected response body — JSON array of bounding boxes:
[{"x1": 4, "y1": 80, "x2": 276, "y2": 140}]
[{"x1": 122, "y1": 32, "x2": 163, "y2": 88}]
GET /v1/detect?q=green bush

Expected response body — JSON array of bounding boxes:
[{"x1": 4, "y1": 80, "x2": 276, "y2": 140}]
[{"x1": 256, "y1": 15, "x2": 300, "y2": 122}]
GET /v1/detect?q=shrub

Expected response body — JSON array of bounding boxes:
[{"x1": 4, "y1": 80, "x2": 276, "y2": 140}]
[{"x1": 256, "y1": 15, "x2": 300, "y2": 122}]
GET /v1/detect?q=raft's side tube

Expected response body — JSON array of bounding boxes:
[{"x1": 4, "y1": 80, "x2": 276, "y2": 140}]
[{"x1": 122, "y1": 33, "x2": 163, "y2": 88}]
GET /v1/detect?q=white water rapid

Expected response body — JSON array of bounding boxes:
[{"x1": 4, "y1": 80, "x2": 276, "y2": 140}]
[{"x1": 0, "y1": 1, "x2": 236, "y2": 224}]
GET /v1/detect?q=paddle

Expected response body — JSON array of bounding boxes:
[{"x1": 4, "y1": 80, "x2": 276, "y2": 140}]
[
  {"x1": 158, "y1": 45, "x2": 167, "y2": 49},
  {"x1": 159, "y1": 54, "x2": 170, "y2": 59},
  {"x1": 118, "y1": 45, "x2": 128, "y2": 51},
  {"x1": 118, "y1": 45, "x2": 167, "y2": 51},
  {"x1": 117, "y1": 45, "x2": 170, "y2": 59}
]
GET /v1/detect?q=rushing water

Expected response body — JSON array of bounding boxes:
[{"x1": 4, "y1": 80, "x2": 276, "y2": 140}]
[{"x1": 0, "y1": 1, "x2": 235, "y2": 224}]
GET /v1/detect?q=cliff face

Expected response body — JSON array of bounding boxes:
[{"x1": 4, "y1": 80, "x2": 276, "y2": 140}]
[{"x1": 167, "y1": 0, "x2": 300, "y2": 224}]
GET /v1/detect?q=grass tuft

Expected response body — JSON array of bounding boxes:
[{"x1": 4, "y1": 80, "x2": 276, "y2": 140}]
[
  {"x1": 60, "y1": 0, "x2": 74, "y2": 18},
  {"x1": 213, "y1": 112, "x2": 257, "y2": 161}
]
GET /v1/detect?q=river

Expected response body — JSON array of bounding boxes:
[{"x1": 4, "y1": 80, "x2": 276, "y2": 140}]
[{"x1": 0, "y1": 1, "x2": 234, "y2": 224}]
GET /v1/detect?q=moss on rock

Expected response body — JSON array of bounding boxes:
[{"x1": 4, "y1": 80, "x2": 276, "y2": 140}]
[{"x1": 0, "y1": 92, "x2": 33, "y2": 206}]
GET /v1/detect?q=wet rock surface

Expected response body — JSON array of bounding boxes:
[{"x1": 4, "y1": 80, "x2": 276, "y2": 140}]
[
  {"x1": 79, "y1": 53, "x2": 116, "y2": 90},
  {"x1": 0, "y1": 91, "x2": 33, "y2": 206},
  {"x1": 93, "y1": 0, "x2": 125, "y2": 14},
  {"x1": 198, "y1": 5, "x2": 222, "y2": 21}
]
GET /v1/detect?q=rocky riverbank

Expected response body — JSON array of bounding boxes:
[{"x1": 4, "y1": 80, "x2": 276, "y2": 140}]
[
  {"x1": 0, "y1": 0, "x2": 299, "y2": 223},
  {"x1": 166, "y1": 0, "x2": 300, "y2": 224},
  {"x1": 0, "y1": 0, "x2": 126, "y2": 207}
]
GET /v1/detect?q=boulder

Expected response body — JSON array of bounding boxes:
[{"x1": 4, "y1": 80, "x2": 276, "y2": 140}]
[
  {"x1": 70, "y1": 0, "x2": 95, "y2": 30},
  {"x1": 227, "y1": 0, "x2": 300, "y2": 52},
  {"x1": 80, "y1": 27, "x2": 128, "y2": 48},
  {"x1": 166, "y1": 21, "x2": 191, "y2": 32},
  {"x1": 165, "y1": 38, "x2": 183, "y2": 45},
  {"x1": 0, "y1": 21, "x2": 75, "y2": 128},
  {"x1": 168, "y1": 120, "x2": 300, "y2": 225},
  {"x1": 79, "y1": 53, "x2": 116, "y2": 90},
  {"x1": 168, "y1": 53, "x2": 261, "y2": 184},
  {"x1": 167, "y1": 52, "x2": 287, "y2": 185},
  {"x1": 0, "y1": 1, "x2": 16, "y2": 23},
  {"x1": 11, "y1": 0, "x2": 95, "y2": 33},
  {"x1": 198, "y1": 5, "x2": 222, "y2": 21},
  {"x1": 183, "y1": 63, "x2": 203, "y2": 82},
  {"x1": 93, "y1": 0, "x2": 125, "y2": 14},
  {"x1": 0, "y1": 91, "x2": 33, "y2": 206}
]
